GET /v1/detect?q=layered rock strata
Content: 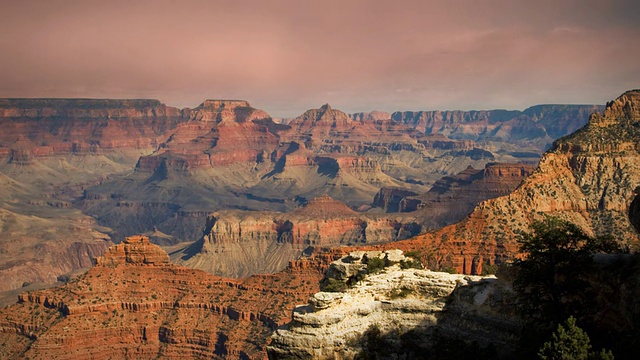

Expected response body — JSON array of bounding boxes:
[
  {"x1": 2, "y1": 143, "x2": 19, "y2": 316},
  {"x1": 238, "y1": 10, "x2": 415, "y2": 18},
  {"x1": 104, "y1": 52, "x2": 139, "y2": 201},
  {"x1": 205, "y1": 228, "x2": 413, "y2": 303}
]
[
  {"x1": 385, "y1": 90, "x2": 640, "y2": 274},
  {"x1": 0, "y1": 236, "x2": 340, "y2": 359},
  {"x1": 173, "y1": 196, "x2": 421, "y2": 278},
  {"x1": 372, "y1": 163, "x2": 536, "y2": 236},
  {"x1": 0, "y1": 99, "x2": 188, "y2": 164},
  {"x1": 268, "y1": 251, "x2": 520, "y2": 359},
  {"x1": 391, "y1": 104, "x2": 602, "y2": 150},
  {"x1": 0, "y1": 97, "x2": 604, "y2": 295}
]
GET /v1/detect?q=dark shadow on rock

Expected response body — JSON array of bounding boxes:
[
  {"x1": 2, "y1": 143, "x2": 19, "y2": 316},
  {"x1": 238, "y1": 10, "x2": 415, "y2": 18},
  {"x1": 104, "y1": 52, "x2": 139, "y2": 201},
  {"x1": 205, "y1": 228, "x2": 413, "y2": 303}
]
[
  {"x1": 315, "y1": 157, "x2": 339, "y2": 178},
  {"x1": 628, "y1": 187, "x2": 640, "y2": 234}
]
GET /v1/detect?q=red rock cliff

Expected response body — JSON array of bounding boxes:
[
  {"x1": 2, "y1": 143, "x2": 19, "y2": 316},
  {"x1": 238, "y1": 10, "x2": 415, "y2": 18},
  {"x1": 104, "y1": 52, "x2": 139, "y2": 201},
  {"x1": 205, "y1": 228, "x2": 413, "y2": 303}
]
[
  {"x1": 385, "y1": 91, "x2": 640, "y2": 274},
  {"x1": 0, "y1": 235, "x2": 340, "y2": 359}
]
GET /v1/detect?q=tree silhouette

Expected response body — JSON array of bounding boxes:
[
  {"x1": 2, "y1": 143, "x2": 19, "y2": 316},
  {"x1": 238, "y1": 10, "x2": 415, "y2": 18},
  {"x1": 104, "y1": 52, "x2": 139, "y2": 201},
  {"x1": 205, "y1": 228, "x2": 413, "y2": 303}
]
[
  {"x1": 538, "y1": 316, "x2": 613, "y2": 360},
  {"x1": 514, "y1": 216, "x2": 619, "y2": 324},
  {"x1": 513, "y1": 216, "x2": 620, "y2": 358}
]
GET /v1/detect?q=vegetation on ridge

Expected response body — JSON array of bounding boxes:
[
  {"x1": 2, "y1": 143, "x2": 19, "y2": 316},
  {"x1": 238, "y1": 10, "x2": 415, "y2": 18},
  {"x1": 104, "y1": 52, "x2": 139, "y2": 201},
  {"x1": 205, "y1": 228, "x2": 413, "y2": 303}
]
[{"x1": 513, "y1": 216, "x2": 623, "y2": 359}]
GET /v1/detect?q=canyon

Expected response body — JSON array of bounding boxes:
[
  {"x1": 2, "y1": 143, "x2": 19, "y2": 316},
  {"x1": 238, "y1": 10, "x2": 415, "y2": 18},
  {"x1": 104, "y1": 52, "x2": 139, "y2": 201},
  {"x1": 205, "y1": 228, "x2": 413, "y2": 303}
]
[
  {"x1": 380, "y1": 90, "x2": 640, "y2": 275},
  {"x1": 2, "y1": 91, "x2": 640, "y2": 359},
  {"x1": 0, "y1": 97, "x2": 598, "y2": 295}
]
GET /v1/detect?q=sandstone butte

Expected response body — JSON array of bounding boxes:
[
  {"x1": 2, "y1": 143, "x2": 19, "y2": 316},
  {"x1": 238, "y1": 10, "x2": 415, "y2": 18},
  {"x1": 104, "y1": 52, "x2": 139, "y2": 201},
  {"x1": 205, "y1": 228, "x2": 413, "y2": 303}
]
[
  {"x1": 379, "y1": 89, "x2": 640, "y2": 274},
  {"x1": 0, "y1": 235, "x2": 344, "y2": 359}
]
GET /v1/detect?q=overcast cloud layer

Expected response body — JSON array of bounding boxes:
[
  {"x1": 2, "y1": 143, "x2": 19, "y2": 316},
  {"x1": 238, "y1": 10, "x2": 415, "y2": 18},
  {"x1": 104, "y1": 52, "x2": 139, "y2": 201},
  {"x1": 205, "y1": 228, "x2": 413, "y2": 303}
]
[{"x1": 0, "y1": 0, "x2": 639, "y2": 117}]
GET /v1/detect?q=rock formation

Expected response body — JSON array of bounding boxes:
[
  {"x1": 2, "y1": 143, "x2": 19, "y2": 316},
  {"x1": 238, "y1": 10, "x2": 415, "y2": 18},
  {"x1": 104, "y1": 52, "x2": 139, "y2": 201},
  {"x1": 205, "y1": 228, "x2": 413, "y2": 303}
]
[
  {"x1": 0, "y1": 236, "x2": 340, "y2": 359},
  {"x1": 94, "y1": 235, "x2": 170, "y2": 266},
  {"x1": 385, "y1": 90, "x2": 640, "y2": 274},
  {"x1": 1, "y1": 93, "x2": 637, "y2": 359},
  {"x1": 372, "y1": 163, "x2": 536, "y2": 235},
  {"x1": 61, "y1": 101, "x2": 597, "y2": 249},
  {"x1": 391, "y1": 104, "x2": 602, "y2": 151},
  {"x1": 172, "y1": 196, "x2": 422, "y2": 278},
  {"x1": 0, "y1": 98, "x2": 188, "y2": 164},
  {"x1": 268, "y1": 251, "x2": 520, "y2": 359},
  {"x1": 270, "y1": 250, "x2": 640, "y2": 359}
]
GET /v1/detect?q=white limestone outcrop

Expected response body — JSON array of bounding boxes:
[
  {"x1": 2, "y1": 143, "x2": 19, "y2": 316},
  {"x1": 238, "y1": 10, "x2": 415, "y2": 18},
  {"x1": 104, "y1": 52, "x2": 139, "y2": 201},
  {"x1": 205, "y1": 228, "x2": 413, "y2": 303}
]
[{"x1": 268, "y1": 251, "x2": 519, "y2": 359}]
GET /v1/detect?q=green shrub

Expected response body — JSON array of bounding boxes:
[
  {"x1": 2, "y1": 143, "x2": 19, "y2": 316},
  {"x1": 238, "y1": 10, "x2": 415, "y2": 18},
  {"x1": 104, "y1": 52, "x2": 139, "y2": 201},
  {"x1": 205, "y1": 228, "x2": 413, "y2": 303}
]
[
  {"x1": 388, "y1": 286, "x2": 414, "y2": 299},
  {"x1": 400, "y1": 259, "x2": 422, "y2": 269},
  {"x1": 538, "y1": 316, "x2": 613, "y2": 360},
  {"x1": 366, "y1": 257, "x2": 386, "y2": 274},
  {"x1": 324, "y1": 278, "x2": 347, "y2": 292}
]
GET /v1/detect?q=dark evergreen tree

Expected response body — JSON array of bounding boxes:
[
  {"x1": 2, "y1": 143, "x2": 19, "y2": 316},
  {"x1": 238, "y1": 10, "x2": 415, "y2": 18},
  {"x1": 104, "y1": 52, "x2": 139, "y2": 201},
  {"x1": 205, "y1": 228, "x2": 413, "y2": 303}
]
[
  {"x1": 538, "y1": 316, "x2": 614, "y2": 360},
  {"x1": 515, "y1": 216, "x2": 618, "y2": 323},
  {"x1": 513, "y1": 216, "x2": 620, "y2": 358}
]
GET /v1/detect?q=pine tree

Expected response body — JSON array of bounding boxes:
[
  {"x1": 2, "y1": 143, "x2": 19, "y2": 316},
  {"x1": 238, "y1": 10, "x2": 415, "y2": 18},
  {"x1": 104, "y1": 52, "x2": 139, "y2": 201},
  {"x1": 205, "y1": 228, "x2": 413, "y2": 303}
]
[
  {"x1": 538, "y1": 317, "x2": 591, "y2": 360},
  {"x1": 538, "y1": 317, "x2": 614, "y2": 360}
]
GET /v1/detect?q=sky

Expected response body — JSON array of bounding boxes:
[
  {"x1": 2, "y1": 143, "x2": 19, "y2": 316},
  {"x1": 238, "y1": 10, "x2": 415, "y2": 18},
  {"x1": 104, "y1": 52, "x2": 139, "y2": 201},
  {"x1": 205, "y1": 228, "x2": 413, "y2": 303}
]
[{"x1": 0, "y1": 0, "x2": 639, "y2": 117}]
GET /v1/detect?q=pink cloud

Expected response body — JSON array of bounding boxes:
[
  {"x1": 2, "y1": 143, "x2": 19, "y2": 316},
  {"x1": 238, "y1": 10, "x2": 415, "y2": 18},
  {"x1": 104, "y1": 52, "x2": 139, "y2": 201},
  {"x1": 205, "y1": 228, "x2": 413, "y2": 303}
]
[{"x1": 0, "y1": 0, "x2": 638, "y2": 116}]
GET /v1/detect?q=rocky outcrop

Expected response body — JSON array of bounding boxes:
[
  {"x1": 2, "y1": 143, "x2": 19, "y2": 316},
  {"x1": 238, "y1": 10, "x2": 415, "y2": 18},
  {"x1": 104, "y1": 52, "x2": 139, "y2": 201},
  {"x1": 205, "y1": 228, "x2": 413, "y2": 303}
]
[
  {"x1": 0, "y1": 236, "x2": 340, "y2": 359},
  {"x1": 94, "y1": 235, "x2": 170, "y2": 266},
  {"x1": 268, "y1": 251, "x2": 520, "y2": 359},
  {"x1": 172, "y1": 196, "x2": 422, "y2": 278},
  {"x1": 388, "y1": 90, "x2": 640, "y2": 274},
  {"x1": 373, "y1": 187, "x2": 419, "y2": 212},
  {"x1": 270, "y1": 251, "x2": 640, "y2": 359}
]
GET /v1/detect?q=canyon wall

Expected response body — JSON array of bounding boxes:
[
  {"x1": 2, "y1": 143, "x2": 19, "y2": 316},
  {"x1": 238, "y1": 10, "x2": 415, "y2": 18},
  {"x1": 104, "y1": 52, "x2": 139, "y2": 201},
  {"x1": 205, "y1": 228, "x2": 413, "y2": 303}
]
[
  {"x1": 0, "y1": 236, "x2": 340, "y2": 359},
  {"x1": 391, "y1": 104, "x2": 602, "y2": 148},
  {"x1": 384, "y1": 90, "x2": 640, "y2": 274},
  {"x1": 172, "y1": 196, "x2": 421, "y2": 278},
  {"x1": 0, "y1": 97, "x2": 602, "y2": 295}
]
